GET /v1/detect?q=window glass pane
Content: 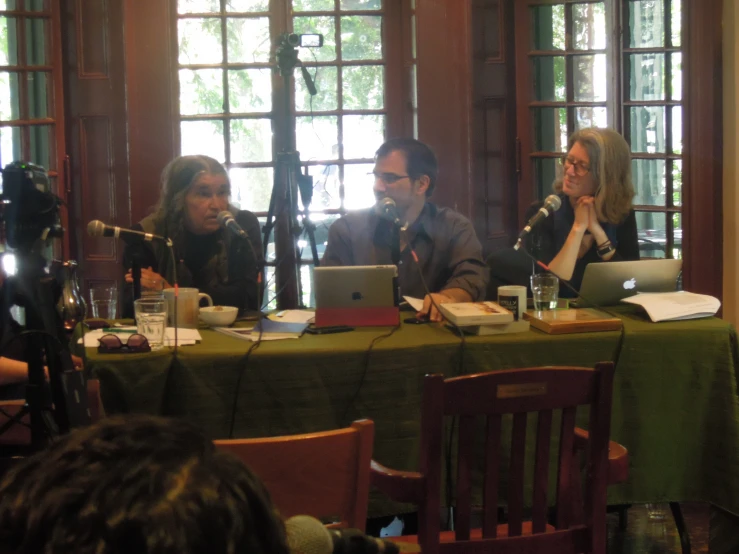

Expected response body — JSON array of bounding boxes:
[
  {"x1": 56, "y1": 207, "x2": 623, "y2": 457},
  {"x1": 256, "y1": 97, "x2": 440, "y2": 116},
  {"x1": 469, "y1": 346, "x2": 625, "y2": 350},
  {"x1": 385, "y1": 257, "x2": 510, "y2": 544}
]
[
  {"x1": 26, "y1": 0, "x2": 48, "y2": 11},
  {"x1": 343, "y1": 162, "x2": 375, "y2": 210},
  {"x1": 532, "y1": 107, "x2": 567, "y2": 152},
  {"x1": 632, "y1": 158, "x2": 665, "y2": 206},
  {"x1": 341, "y1": 16, "x2": 382, "y2": 61},
  {"x1": 229, "y1": 68, "x2": 272, "y2": 113},
  {"x1": 293, "y1": 17, "x2": 336, "y2": 62},
  {"x1": 532, "y1": 56, "x2": 565, "y2": 102},
  {"x1": 636, "y1": 211, "x2": 667, "y2": 258},
  {"x1": 181, "y1": 120, "x2": 225, "y2": 162},
  {"x1": 411, "y1": 14, "x2": 416, "y2": 59},
  {"x1": 26, "y1": 18, "x2": 48, "y2": 66},
  {"x1": 533, "y1": 157, "x2": 558, "y2": 200},
  {"x1": 671, "y1": 0, "x2": 681, "y2": 47},
  {"x1": 630, "y1": 106, "x2": 666, "y2": 153},
  {"x1": 672, "y1": 212, "x2": 682, "y2": 259},
  {"x1": 671, "y1": 105, "x2": 682, "y2": 155},
  {"x1": 0, "y1": 2, "x2": 17, "y2": 9},
  {"x1": 629, "y1": 0, "x2": 665, "y2": 48},
  {"x1": 0, "y1": 125, "x2": 21, "y2": 167},
  {"x1": 179, "y1": 18, "x2": 223, "y2": 65},
  {"x1": 530, "y1": 5, "x2": 565, "y2": 50},
  {"x1": 342, "y1": 65, "x2": 383, "y2": 109},
  {"x1": 628, "y1": 53, "x2": 665, "y2": 101},
  {"x1": 307, "y1": 162, "x2": 341, "y2": 210},
  {"x1": 29, "y1": 124, "x2": 52, "y2": 169},
  {"x1": 0, "y1": 71, "x2": 19, "y2": 120},
  {"x1": 230, "y1": 118, "x2": 273, "y2": 163},
  {"x1": 179, "y1": 0, "x2": 220, "y2": 13},
  {"x1": 573, "y1": 54, "x2": 607, "y2": 102},
  {"x1": 575, "y1": 106, "x2": 607, "y2": 130},
  {"x1": 229, "y1": 167, "x2": 274, "y2": 212},
  {"x1": 671, "y1": 52, "x2": 682, "y2": 101},
  {"x1": 343, "y1": 114, "x2": 384, "y2": 159},
  {"x1": 227, "y1": 0, "x2": 268, "y2": 11},
  {"x1": 27, "y1": 71, "x2": 49, "y2": 119},
  {"x1": 293, "y1": 0, "x2": 334, "y2": 11},
  {"x1": 672, "y1": 159, "x2": 682, "y2": 207},
  {"x1": 0, "y1": 18, "x2": 18, "y2": 66},
  {"x1": 179, "y1": 69, "x2": 223, "y2": 115},
  {"x1": 573, "y1": 3, "x2": 606, "y2": 50},
  {"x1": 296, "y1": 65, "x2": 337, "y2": 112},
  {"x1": 296, "y1": 115, "x2": 338, "y2": 161},
  {"x1": 340, "y1": 0, "x2": 381, "y2": 10},
  {"x1": 227, "y1": 17, "x2": 271, "y2": 63}
]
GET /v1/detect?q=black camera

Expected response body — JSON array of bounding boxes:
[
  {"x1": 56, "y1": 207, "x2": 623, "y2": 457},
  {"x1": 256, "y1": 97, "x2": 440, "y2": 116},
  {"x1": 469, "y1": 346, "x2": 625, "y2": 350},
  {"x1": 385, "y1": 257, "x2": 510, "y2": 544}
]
[
  {"x1": 286, "y1": 33, "x2": 324, "y2": 48},
  {"x1": 1, "y1": 162, "x2": 63, "y2": 251}
]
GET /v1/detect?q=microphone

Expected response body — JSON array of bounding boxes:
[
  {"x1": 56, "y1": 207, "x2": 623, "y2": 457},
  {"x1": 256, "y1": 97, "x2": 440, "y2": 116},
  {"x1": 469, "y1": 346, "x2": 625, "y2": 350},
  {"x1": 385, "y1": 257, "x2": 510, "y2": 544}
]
[
  {"x1": 513, "y1": 194, "x2": 562, "y2": 250},
  {"x1": 217, "y1": 210, "x2": 248, "y2": 239},
  {"x1": 285, "y1": 515, "x2": 399, "y2": 554},
  {"x1": 375, "y1": 197, "x2": 402, "y2": 227},
  {"x1": 87, "y1": 220, "x2": 166, "y2": 243}
]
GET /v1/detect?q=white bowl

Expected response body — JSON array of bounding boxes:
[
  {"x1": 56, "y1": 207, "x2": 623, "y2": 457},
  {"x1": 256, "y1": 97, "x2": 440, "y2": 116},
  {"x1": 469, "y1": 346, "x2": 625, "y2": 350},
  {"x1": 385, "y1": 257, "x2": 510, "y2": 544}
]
[{"x1": 199, "y1": 306, "x2": 238, "y2": 327}]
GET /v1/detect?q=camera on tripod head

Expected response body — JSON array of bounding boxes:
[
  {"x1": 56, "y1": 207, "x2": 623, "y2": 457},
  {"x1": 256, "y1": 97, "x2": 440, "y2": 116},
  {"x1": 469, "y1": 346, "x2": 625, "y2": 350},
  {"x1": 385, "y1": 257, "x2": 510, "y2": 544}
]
[
  {"x1": 275, "y1": 32, "x2": 324, "y2": 77},
  {"x1": 0, "y1": 162, "x2": 63, "y2": 252}
]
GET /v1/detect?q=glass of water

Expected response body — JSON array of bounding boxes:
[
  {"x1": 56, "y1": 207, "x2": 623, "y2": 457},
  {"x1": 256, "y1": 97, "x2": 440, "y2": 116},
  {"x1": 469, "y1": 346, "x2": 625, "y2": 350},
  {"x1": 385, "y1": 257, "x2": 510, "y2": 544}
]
[
  {"x1": 89, "y1": 285, "x2": 118, "y2": 320},
  {"x1": 134, "y1": 298, "x2": 167, "y2": 351},
  {"x1": 531, "y1": 273, "x2": 559, "y2": 311}
]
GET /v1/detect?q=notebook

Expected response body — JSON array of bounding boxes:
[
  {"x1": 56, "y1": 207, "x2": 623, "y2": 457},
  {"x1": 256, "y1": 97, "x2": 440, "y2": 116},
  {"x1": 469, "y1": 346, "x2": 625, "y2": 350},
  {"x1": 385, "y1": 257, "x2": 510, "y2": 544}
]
[
  {"x1": 313, "y1": 265, "x2": 399, "y2": 327},
  {"x1": 572, "y1": 259, "x2": 682, "y2": 308}
]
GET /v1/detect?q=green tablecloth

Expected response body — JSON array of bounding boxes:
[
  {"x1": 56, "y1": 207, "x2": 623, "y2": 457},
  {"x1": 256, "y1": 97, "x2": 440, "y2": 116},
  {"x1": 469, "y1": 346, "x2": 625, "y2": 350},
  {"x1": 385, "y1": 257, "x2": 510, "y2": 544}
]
[{"x1": 83, "y1": 306, "x2": 739, "y2": 517}]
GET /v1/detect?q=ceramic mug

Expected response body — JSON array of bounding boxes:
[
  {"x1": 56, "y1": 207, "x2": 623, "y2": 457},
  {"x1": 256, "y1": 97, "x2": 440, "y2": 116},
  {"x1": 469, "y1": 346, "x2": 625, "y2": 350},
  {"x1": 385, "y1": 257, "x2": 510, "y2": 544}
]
[{"x1": 162, "y1": 288, "x2": 213, "y2": 329}]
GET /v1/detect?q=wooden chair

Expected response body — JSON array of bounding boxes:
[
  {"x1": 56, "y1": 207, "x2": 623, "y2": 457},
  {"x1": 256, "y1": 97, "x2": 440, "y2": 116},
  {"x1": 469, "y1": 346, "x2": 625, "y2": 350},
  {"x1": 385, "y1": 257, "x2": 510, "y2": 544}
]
[
  {"x1": 371, "y1": 363, "x2": 618, "y2": 554},
  {"x1": 214, "y1": 419, "x2": 374, "y2": 531}
]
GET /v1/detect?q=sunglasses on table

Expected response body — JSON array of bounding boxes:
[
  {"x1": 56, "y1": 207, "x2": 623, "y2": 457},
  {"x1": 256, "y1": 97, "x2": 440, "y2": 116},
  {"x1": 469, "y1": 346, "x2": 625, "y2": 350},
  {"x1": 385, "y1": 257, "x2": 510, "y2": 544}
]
[{"x1": 97, "y1": 333, "x2": 152, "y2": 354}]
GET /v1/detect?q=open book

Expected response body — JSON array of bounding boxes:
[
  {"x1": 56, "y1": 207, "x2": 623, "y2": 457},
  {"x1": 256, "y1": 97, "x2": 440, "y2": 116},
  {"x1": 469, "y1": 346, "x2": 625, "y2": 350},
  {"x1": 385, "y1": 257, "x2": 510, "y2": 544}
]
[{"x1": 620, "y1": 291, "x2": 721, "y2": 322}]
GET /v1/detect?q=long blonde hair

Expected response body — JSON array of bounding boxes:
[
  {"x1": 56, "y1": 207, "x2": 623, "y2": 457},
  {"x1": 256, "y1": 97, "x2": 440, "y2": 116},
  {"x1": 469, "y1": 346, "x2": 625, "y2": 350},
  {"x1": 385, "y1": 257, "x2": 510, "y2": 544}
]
[
  {"x1": 554, "y1": 127, "x2": 635, "y2": 224},
  {"x1": 153, "y1": 155, "x2": 230, "y2": 241}
]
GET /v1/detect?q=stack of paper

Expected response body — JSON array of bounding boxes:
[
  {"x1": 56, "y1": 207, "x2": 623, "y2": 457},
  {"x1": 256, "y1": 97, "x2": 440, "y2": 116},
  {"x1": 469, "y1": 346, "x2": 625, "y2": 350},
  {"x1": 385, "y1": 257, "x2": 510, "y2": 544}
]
[
  {"x1": 621, "y1": 291, "x2": 721, "y2": 322},
  {"x1": 215, "y1": 319, "x2": 309, "y2": 342},
  {"x1": 80, "y1": 327, "x2": 202, "y2": 347}
]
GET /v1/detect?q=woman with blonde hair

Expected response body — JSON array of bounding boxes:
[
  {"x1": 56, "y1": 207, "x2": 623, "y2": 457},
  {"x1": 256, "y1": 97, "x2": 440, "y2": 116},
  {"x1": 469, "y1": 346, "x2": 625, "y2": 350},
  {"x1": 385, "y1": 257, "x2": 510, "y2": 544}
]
[
  {"x1": 525, "y1": 127, "x2": 640, "y2": 292},
  {"x1": 122, "y1": 155, "x2": 263, "y2": 317}
]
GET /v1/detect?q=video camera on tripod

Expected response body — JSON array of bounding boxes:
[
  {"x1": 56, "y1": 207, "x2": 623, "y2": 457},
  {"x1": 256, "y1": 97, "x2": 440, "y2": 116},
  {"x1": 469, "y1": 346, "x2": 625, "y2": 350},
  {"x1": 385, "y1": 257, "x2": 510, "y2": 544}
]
[{"x1": 0, "y1": 162, "x2": 90, "y2": 453}]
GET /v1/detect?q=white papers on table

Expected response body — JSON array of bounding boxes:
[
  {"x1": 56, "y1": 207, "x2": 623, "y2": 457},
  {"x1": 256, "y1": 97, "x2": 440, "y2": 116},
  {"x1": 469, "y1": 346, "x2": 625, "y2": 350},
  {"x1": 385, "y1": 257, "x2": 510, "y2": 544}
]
[
  {"x1": 213, "y1": 326, "x2": 300, "y2": 342},
  {"x1": 403, "y1": 296, "x2": 424, "y2": 312},
  {"x1": 621, "y1": 291, "x2": 721, "y2": 322},
  {"x1": 267, "y1": 310, "x2": 315, "y2": 324},
  {"x1": 80, "y1": 327, "x2": 202, "y2": 347}
]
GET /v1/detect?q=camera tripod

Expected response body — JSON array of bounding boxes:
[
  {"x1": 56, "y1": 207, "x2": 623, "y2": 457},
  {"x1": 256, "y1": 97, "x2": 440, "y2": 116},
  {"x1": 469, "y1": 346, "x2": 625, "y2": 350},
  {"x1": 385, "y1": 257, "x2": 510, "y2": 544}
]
[{"x1": 262, "y1": 34, "x2": 321, "y2": 309}]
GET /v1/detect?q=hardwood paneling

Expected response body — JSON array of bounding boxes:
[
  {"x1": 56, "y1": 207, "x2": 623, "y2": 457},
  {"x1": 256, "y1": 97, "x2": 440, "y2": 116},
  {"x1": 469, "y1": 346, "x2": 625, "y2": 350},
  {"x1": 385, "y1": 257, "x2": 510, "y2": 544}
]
[{"x1": 75, "y1": 0, "x2": 108, "y2": 79}]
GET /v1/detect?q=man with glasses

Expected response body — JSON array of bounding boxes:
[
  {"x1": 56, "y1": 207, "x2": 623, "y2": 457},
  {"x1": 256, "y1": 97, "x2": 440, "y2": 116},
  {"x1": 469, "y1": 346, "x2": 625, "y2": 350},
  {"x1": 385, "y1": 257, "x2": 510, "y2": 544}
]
[{"x1": 322, "y1": 138, "x2": 488, "y2": 322}]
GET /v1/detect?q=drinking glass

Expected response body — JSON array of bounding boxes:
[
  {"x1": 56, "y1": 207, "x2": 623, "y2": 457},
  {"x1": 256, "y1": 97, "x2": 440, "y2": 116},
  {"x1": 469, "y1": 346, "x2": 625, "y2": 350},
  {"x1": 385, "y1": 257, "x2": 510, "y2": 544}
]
[
  {"x1": 89, "y1": 285, "x2": 118, "y2": 319},
  {"x1": 140, "y1": 276, "x2": 165, "y2": 299},
  {"x1": 646, "y1": 503, "x2": 666, "y2": 520},
  {"x1": 134, "y1": 298, "x2": 167, "y2": 351},
  {"x1": 530, "y1": 273, "x2": 559, "y2": 311}
]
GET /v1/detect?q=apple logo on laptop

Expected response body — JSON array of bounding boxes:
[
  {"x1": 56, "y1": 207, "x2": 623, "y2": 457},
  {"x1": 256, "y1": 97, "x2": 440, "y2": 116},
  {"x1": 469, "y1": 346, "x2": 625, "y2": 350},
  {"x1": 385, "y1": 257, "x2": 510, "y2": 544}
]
[
  {"x1": 623, "y1": 278, "x2": 637, "y2": 290},
  {"x1": 351, "y1": 291, "x2": 364, "y2": 301}
]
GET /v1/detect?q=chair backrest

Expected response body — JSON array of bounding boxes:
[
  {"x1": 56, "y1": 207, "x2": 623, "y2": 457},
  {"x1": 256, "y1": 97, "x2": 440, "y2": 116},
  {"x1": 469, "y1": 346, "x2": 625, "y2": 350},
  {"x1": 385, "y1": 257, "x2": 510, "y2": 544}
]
[
  {"x1": 214, "y1": 419, "x2": 374, "y2": 530},
  {"x1": 418, "y1": 363, "x2": 615, "y2": 554}
]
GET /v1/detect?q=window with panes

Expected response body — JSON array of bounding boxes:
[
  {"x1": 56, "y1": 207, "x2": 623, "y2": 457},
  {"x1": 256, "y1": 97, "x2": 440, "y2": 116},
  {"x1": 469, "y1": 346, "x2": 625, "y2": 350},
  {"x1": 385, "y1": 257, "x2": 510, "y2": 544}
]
[
  {"x1": 516, "y1": 0, "x2": 683, "y2": 259},
  {"x1": 175, "y1": 0, "x2": 406, "y2": 307}
]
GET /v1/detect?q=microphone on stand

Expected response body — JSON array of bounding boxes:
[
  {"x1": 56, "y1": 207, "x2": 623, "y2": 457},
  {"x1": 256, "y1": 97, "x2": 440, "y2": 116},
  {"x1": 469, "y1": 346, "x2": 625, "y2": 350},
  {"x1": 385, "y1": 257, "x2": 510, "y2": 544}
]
[
  {"x1": 217, "y1": 210, "x2": 249, "y2": 239},
  {"x1": 285, "y1": 515, "x2": 399, "y2": 554},
  {"x1": 513, "y1": 194, "x2": 563, "y2": 251},
  {"x1": 374, "y1": 197, "x2": 402, "y2": 228},
  {"x1": 87, "y1": 220, "x2": 167, "y2": 243}
]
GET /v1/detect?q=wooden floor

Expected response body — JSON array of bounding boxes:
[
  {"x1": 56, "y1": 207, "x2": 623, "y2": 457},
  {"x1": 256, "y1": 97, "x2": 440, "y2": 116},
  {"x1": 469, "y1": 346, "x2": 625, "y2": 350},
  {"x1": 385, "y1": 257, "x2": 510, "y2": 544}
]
[{"x1": 607, "y1": 502, "x2": 709, "y2": 554}]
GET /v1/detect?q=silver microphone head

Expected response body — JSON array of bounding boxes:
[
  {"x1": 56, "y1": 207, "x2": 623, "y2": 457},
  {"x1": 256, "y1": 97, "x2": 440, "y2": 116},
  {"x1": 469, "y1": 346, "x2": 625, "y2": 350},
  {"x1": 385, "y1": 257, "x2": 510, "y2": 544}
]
[
  {"x1": 285, "y1": 515, "x2": 334, "y2": 554},
  {"x1": 375, "y1": 197, "x2": 400, "y2": 224},
  {"x1": 217, "y1": 211, "x2": 234, "y2": 227},
  {"x1": 87, "y1": 220, "x2": 106, "y2": 237},
  {"x1": 543, "y1": 194, "x2": 562, "y2": 213}
]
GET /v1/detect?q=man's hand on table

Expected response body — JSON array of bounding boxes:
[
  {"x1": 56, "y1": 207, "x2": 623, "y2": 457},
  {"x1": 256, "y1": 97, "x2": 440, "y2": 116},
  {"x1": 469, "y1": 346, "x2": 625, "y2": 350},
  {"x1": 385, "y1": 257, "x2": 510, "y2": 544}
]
[{"x1": 417, "y1": 288, "x2": 473, "y2": 323}]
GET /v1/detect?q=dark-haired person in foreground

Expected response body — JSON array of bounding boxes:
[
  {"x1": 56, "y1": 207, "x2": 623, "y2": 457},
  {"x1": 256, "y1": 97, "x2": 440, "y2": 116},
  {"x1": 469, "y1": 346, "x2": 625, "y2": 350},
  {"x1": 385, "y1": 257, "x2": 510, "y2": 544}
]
[
  {"x1": 0, "y1": 414, "x2": 290, "y2": 554},
  {"x1": 322, "y1": 138, "x2": 488, "y2": 321}
]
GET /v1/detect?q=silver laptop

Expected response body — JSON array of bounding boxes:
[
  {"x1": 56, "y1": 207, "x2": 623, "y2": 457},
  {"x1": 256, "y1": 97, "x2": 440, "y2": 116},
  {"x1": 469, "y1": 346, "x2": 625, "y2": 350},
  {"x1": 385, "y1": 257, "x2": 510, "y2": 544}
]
[
  {"x1": 313, "y1": 265, "x2": 398, "y2": 309},
  {"x1": 573, "y1": 259, "x2": 683, "y2": 307}
]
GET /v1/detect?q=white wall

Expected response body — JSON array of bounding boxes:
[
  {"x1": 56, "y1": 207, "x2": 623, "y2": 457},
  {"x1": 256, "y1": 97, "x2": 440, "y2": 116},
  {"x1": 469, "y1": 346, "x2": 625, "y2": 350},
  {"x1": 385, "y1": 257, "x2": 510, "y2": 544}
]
[{"x1": 724, "y1": 0, "x2": 739, "y2": 326}]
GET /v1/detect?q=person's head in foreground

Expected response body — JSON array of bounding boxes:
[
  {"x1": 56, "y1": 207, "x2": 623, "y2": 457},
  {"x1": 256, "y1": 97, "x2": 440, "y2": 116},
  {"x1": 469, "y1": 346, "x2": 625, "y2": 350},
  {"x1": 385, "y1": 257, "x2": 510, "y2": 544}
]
[{"x1": 0, "y1": 414, "x2": 290, "y2": 554}]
